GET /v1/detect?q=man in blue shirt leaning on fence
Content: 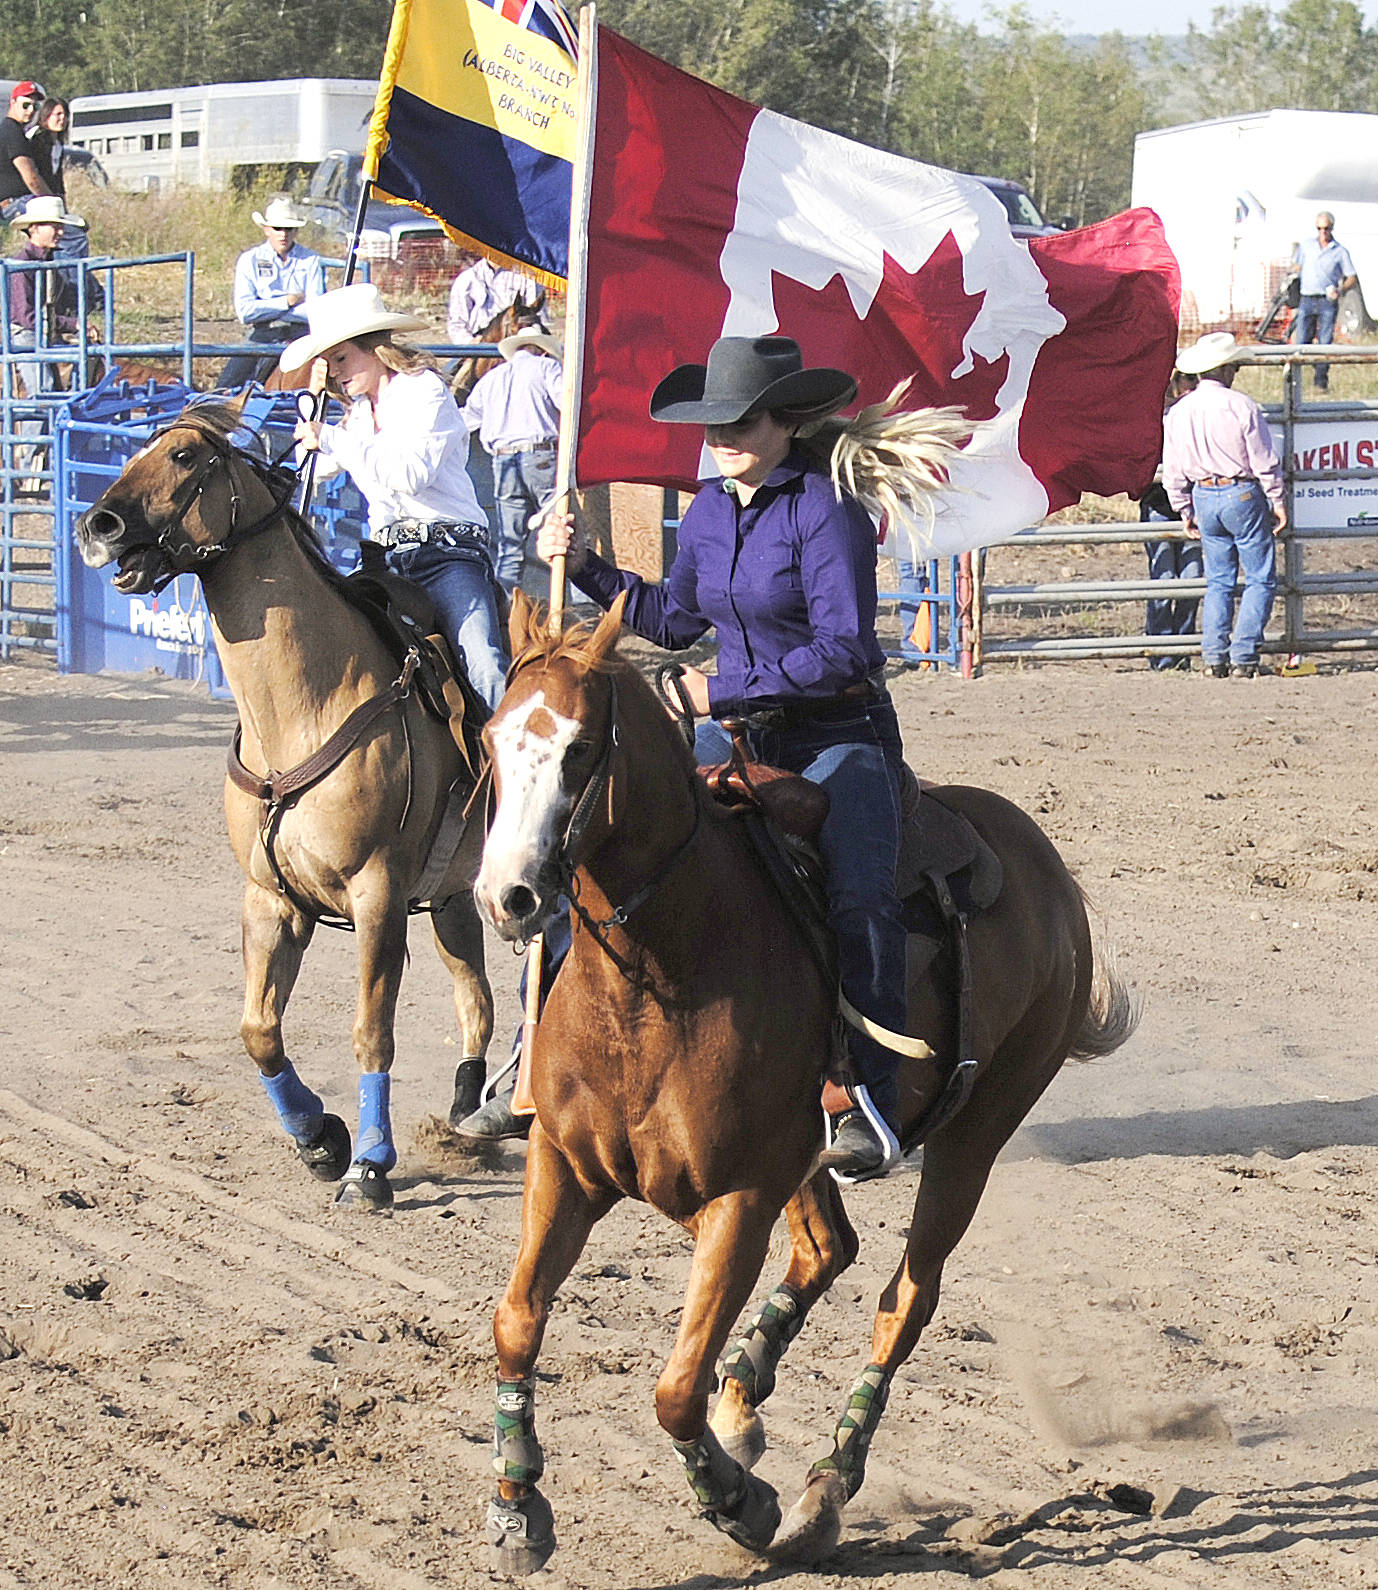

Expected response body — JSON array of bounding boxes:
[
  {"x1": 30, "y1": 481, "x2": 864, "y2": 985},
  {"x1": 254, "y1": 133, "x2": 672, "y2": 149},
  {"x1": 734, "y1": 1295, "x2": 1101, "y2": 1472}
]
[
  {"x1": 220, "y1": 197, "x2": 326, "y2": 389},
  {"x1": 1293, "y1": 211, "x2": 1358, "y2": 394}
]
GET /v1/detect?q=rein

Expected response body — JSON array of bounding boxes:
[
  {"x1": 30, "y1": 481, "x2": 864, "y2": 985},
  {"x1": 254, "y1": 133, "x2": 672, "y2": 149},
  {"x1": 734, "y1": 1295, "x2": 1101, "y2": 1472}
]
[
  {"x1": 504, "y1": 650, "x2": 702, "y2": 950},
  {"x1": 142, "y1": 417, "x2": 302, "y2": 593}
]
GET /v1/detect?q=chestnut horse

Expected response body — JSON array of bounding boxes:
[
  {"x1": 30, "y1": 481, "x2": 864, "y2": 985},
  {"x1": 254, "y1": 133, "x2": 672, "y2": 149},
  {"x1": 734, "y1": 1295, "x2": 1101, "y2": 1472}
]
[
  {"x1": 472, "y1": 592, "x2": 1136, "y2": 1572},
  {"x1": 76, "y1": 400, "x2": 494, "y2": 1210}
]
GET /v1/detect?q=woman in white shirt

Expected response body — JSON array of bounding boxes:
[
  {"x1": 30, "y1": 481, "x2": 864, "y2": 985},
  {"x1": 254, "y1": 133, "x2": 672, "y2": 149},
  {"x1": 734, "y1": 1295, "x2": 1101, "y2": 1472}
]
[{"x1": 284, "y1": 284, "x2": 508, "y2": 709}]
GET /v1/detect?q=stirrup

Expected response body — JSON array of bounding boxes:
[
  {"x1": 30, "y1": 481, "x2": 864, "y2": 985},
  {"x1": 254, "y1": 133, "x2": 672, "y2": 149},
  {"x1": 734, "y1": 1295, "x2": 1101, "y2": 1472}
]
[{"x1": 821, "y1": 1084, "x2": 901, "y2": 1186}]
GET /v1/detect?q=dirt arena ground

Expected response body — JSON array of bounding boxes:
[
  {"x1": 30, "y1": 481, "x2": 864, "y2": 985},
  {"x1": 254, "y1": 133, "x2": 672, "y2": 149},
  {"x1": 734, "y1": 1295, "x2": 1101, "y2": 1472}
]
[{"x1": 4, "y1": 649, "x2": 1378, "y2": 1589}]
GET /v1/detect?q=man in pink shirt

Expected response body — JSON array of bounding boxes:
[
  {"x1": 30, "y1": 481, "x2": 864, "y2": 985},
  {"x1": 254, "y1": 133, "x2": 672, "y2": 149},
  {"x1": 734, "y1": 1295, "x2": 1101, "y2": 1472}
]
[{"x1": 1163, "y1": 333, "x2": 1287, "y2": 678}]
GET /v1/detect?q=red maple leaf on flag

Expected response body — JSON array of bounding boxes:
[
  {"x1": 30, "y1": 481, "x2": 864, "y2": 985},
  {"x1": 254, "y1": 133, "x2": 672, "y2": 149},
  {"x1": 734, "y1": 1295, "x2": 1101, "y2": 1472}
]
[{"x1": 768, "y1": 231, "x2": 1010, "y2": 421}]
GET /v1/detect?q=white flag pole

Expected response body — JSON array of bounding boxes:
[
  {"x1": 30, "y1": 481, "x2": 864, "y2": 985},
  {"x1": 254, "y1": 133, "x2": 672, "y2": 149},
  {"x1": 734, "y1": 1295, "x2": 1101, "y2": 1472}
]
[{"x1": 515, "y1": 0, "x2": 598, "y2": 1115}]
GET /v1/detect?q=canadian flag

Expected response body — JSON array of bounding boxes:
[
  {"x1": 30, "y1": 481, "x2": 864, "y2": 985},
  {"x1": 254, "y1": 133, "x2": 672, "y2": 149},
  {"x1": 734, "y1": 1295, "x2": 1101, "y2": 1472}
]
[{"x1": 577, "y1": 29, "x2": 1182, "y2": 558}]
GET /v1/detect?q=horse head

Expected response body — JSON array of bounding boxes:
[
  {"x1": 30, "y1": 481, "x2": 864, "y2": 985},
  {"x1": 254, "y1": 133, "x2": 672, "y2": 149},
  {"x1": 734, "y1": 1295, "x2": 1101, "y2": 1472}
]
[
  {"x1": 474, "y1": 589, "x2": 628, "y2": 943},
  {"x1": 76, "y1": 396, "x2": 290, "y2": 595}
]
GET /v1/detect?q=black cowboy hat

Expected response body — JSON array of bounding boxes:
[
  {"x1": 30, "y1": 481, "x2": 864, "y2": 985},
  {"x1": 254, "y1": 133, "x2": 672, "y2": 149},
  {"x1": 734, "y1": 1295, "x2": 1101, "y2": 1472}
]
[{"x1": 649, "y1": 335, "x2": 857, "y2": 426}]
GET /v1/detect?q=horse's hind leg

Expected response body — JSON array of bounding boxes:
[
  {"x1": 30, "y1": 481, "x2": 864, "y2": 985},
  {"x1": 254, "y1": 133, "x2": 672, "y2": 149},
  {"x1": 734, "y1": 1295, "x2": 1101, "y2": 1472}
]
[
  {"x1": 489, "y1": 1124, "x2": 617, "y2": 1575},
  {"x1": 335, "y1": 894, "x2": 410, "y2": 1210},
  {"x1": 711, "y1": 1172, "x2": 858, "y2": 1470},
  {"x1": 431, "y1": 893, "x2": 494, "y2": 1125},
  {"x1": 240, "y1": 882, "x2": 350, "y2": 1183}
]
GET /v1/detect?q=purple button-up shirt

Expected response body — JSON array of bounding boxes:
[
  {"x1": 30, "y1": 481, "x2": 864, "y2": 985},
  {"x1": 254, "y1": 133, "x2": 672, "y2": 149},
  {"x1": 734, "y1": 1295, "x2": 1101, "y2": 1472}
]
[
  {"x1": 573, "y1": 452, "x2": 885, "y2": 716},
  {"x1": 1162, "y1": 379, "x2": 1285, "y2": 516}
]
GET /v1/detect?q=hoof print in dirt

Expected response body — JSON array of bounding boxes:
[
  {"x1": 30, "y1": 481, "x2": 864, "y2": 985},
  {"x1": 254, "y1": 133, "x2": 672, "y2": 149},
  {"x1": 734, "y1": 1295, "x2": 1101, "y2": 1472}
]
[
  {"x1": 63, "y1": 1274, "x2": 108, "y2": 1301},
  {"x1": 486, "y1": 1489, "x2": 556, "y2": 1575},
  {"x1": 334, "y1": 1162, "x2": 394, "y2": 1210},
  {"x1": 297, "y1": 1114, "x2": 352, "y2": 1182}
]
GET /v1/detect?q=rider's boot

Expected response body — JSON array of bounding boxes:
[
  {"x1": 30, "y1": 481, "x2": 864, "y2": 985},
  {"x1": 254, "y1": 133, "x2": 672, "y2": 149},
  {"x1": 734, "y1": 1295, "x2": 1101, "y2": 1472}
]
[{"x1": 818, "y1": 1082, "x2": 901, "y2": 1183}]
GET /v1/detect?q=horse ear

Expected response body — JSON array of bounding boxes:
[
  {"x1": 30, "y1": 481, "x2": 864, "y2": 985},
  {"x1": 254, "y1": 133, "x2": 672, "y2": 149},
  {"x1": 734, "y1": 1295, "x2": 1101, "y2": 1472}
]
[
  {"x1": 508, "y1": 587, "x2": 540, "y2": 654},
  {"x1": 584, "y1": 590, "x2": 626, "y2": 668}
]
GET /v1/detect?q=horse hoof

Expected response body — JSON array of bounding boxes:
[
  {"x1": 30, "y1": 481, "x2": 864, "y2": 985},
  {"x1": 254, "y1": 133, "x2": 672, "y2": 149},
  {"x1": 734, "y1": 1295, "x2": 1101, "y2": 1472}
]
[
  {"x1": 297, "y1": 1114, "x2": 352, "y2": 1182},
  {"x1": 334, "y1": 1162, "x2": 394, "y2": 1210},
  {"x1": 486, "y1": 1489, "x2": 556, "y2": 1575},
  {"x1": 710, "y1": 1389, "x2": 767, "y2": 1471},
  {"x1": 707, "y1": 1470, "x2": 781, "y2": 1554},
  {"x1": 449, "y1": 1058, "x2": 486, "y2": 1126},
  {"x1": 772, "y1": 1471, "x2": 847, "y2": 1564}
]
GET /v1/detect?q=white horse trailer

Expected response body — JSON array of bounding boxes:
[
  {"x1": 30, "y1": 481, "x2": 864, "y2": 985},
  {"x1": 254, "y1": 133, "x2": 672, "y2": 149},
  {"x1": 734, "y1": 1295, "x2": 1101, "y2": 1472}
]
[
  {"x1": 1132, "y1": 110, "x2": 1378, "y2": 337},
  {"x1": 68, "y1": 79, "x2": 379, "y2": 191}
]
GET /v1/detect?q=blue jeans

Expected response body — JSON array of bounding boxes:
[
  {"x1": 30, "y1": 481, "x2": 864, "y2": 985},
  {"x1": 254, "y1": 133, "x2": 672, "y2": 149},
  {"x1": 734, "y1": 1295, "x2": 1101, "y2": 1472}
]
[
  {"x1": 493, "y1": 444, "x2": 557, "y2": 590},
  {"x1": 1193, "y1": 482, "x2": 1277, "y2": 668},
  {"x1": 695, "y1": 700, "x2": 907, "y2": 1123},
  {"x1": 220, "y1": 319, "x2": 301, "y2": 389},
  {"x1": 1294, "y1": 294, "x2": 1338, "y2": 387},
  {"x1": 384, "y1": 542, "x2": 509, "y2": 710},
  {"x1": 1142, "y1": 506, "x2": 1202, "y2": 668}
]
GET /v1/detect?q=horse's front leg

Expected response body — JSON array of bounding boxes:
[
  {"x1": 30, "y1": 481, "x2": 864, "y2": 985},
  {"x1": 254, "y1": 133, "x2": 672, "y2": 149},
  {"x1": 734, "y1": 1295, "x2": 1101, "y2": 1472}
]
[
  {"x1": 335, "y1": 893, "x2": 409, "y2": 1211},
  {"x1": 240, "y1": 881, "x2": 352, "y2": 1183},
  {"x1": 430, "y1": 891, "x2": 494, "y2": 1126},
  {"x1": 489, "y1": 1123, "x2": 616, "y2": 1575},
  {"x1": 711, "y1": 1171, "x2": 858, "y2": 1470},
  {"x1": 661, "y1": 1190, "x2": 783, "y2": 1555}
]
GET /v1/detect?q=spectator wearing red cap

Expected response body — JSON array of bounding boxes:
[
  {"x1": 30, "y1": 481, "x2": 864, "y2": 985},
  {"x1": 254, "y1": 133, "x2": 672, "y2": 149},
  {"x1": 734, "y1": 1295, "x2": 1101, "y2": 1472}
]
[{"x1": 0, "y1": 83, "x2": 51, "y2": 226}]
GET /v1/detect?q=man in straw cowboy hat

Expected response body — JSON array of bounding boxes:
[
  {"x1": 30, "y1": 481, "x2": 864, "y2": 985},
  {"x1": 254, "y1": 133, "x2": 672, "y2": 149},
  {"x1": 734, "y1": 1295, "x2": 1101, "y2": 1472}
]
[
  {"x1": 460, "y1": 317, "x2": 563, "y2": 592},
  {"x1": 221, "y1": 195, "x2": 326, "y2": 388},
  {"x1": 7, "y1": 193, "x2": 89, "y2": 490},
  {"x1": 1162, "y1": 331, "x2": 1286, "y2": 678}
]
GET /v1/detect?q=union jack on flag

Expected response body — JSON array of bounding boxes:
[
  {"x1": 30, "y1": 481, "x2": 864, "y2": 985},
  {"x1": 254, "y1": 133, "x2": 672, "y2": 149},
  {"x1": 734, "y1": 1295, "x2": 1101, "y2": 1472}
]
[{"x1": 474, "y1": 0, "x2": 578, "y2": 56}]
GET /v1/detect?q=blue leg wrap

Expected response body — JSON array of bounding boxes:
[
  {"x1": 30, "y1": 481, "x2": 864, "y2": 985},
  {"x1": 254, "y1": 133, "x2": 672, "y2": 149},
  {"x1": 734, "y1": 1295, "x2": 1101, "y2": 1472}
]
[
  {"x1": 355, "y1": 1071, "x2": 397, "y2": 1171},
  {"x1": 261, "y1": 1062, "x2": 325, "y2": 1143}
]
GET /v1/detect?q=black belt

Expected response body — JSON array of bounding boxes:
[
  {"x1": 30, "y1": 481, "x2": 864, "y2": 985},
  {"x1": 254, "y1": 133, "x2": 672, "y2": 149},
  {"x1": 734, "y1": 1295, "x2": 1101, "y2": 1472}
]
[
  {"x1": 739, "y1": 685, "x2": 888, "y2": 732},
  {"x1": 379, "y1": 519, "x2": 491, "y2": 551},
  {"x1": 1194, "y1": 476, "x2": 1254, "y2": 488}
]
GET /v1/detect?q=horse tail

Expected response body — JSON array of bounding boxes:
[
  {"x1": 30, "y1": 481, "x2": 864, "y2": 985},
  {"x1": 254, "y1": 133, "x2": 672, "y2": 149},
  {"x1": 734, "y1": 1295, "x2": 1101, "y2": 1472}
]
[{"x1": 1068, "y1": 888, "x2": 1141, "y2": 1061}]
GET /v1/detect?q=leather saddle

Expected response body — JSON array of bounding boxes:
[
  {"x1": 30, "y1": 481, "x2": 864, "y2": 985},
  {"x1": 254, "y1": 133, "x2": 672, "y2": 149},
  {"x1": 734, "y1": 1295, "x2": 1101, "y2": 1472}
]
[
  {"x1": 342, "y1": 561, "x2": 489, "y2": 784},
  {"x1": 697, "y1": 739, "x2": 1005, "y2": 1152}
]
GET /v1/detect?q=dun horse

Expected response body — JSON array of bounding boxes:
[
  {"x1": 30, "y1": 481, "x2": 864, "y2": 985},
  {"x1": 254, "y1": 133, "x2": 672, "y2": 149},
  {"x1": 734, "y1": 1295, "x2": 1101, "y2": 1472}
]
[
  {"x1": 76, "y1": 401, "x2": 494, "y2": 1210},
  {"x1": 472, "y1": 592, "x2": 1136, "y2": 1571}
]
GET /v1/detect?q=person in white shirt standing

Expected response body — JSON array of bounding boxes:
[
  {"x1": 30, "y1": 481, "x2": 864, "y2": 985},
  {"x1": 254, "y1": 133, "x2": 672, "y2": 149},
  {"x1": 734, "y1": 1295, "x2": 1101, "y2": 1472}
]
[
  {"x1": 461, "y1": 325, "x2": 563, "y2": 592},
  {"x1": 284, "y1": 284, "x2": 508, "y2": 710},
  {"x1": 221, "y1": 197, "x2": 326, "y2": 388}
]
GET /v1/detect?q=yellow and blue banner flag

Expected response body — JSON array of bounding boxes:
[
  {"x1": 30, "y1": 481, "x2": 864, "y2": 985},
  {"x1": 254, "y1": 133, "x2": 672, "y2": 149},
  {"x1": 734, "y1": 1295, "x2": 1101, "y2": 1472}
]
[{"x1": 366, "y1": 0, "x2": 578, "y2": 286}]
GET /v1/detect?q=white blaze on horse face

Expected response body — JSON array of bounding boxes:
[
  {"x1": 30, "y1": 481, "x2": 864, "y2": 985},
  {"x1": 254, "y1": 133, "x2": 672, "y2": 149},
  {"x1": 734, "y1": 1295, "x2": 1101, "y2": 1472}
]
[{"x1": 476, "y1": 688, "x2": 583, "y2": 928}]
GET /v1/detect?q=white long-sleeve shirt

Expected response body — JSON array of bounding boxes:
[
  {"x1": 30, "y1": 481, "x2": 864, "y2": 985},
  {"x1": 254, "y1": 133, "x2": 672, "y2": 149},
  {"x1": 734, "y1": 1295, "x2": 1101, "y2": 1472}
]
[
  {"x1": 461, "y1": 349, "x2": 563, "y2": 452},
  {"x1": 313, "y1": 368, "x2": 489, "y2": 539},
  {"x1": 232, "y1": 241, "x2": 326, "y2": 327}
]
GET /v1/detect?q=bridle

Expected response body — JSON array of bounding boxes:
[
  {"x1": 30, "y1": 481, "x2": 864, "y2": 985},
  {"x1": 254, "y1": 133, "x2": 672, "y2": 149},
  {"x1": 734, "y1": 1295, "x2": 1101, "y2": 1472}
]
[
  {"x1": 502, "y1": 646, "x2": 701, "y2": 944},
  {"x1": 137, "y1": 416, "x2": 302, "y2": 591}
]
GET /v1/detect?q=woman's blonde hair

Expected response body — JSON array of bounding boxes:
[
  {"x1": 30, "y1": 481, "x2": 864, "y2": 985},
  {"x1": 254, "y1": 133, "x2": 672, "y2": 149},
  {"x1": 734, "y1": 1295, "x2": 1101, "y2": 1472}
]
[
  {"x1": 321, "y1": 332, "x2": 439, "y2": 397},
  {"x1": 782, "y1": 377, "x2": 975, "y2": 541}
]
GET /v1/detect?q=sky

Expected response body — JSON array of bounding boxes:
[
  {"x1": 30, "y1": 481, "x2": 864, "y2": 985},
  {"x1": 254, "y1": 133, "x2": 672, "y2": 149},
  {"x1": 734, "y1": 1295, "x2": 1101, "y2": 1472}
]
[{"x1": 942, "y1": 0, "x2": 1378, "y2": 33}]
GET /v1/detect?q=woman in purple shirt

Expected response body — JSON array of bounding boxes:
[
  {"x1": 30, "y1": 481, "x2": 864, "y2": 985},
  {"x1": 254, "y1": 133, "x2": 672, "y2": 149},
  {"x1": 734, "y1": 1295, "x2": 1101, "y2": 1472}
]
[{"x1": 539, "y1": 335, "x2": 958, "y2": 1179}]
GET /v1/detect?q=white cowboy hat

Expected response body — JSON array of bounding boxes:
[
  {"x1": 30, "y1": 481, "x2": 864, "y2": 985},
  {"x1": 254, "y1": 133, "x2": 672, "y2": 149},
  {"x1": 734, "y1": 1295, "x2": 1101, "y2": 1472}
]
[
  {"x1": 13, "y1": 194, "x2": 85, "y2": 231},
  {"x1": 252, "y1": 197, "x2": 309, "y2": 230},
  {"x1": 498, "y1": 327, "x2": 563, "y2": 361},
  {"x1": 1176, "y1": 331, "x2": 1243, "y2": 375},
  {"x1": 278, "y1": 284, "x2": 429, "y2": 373}
]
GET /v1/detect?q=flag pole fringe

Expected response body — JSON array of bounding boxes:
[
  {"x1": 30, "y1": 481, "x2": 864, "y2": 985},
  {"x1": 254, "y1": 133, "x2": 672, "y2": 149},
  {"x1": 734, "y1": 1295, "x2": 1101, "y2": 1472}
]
[
  {"x1": 368, "y1": 186, "x2": 569, "y2": 293},
  {"x1": 799, "y1": 378, "x2": 974, "y2": 534}
]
